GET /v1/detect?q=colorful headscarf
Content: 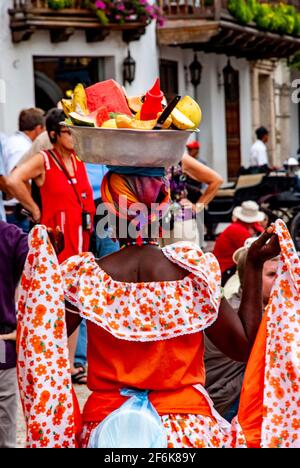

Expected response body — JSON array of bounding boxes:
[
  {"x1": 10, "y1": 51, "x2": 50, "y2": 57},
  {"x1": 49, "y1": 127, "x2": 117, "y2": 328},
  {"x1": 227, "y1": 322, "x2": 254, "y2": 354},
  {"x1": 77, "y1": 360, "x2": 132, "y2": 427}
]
[{"x1": 101, "y1": 172, "x2": 170, "y2": 230}]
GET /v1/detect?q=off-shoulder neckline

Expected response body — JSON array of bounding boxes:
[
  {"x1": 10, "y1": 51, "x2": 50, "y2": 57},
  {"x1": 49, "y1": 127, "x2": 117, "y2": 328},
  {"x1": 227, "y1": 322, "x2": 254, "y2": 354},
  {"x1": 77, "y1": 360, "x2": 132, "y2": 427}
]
[{"x1": 85, "y1": 252, "x2": 196, "y2": 287}]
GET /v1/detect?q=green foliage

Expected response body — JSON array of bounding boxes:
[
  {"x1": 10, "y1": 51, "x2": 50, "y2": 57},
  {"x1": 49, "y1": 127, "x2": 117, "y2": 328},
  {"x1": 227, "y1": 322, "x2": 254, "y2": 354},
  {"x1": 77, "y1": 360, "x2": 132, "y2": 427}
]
[
  {"x1": 228, "y1": 0, "x2": 255, "y2": 24},
  {"x1": 290, "y1": 51, "x2": 300, "y2": 70},
  {"x1": 47, "y1": 0, "x2": 73, "y2": 9},
  {"x1": 228, "y1": 0, "x2": 300, "y2": 36}
]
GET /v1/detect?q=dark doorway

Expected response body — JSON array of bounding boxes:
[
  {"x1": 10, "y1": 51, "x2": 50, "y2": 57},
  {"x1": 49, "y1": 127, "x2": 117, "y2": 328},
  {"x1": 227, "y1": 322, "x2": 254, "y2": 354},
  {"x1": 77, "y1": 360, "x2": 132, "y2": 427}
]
[
  {"x1": 33, "y1": 57, "x2": 104, "y2": 112},
  {"x1": 160, "y1": 59, "x2": 179, "y2": 103},
  {"x1": 223, "y1": 61, "x2": 241, "y2": 180}
]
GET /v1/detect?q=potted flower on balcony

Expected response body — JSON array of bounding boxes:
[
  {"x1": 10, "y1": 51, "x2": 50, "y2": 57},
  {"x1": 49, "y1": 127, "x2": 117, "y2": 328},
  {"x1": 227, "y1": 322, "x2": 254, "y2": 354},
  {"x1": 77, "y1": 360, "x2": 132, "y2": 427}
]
[
  {"x1": 48, "y1": 0, "x2": 164, "y2": 26},
  {"x1": 88, "y1": 0, "x2": 165, "y2": 26}
]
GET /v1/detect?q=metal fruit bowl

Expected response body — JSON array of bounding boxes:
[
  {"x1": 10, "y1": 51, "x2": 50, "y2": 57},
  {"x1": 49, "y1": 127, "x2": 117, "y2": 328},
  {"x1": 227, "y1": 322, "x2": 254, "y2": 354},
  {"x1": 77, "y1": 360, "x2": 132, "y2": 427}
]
[{"x1": 67, "y1": 125, "x2": 196, "y2": 167}]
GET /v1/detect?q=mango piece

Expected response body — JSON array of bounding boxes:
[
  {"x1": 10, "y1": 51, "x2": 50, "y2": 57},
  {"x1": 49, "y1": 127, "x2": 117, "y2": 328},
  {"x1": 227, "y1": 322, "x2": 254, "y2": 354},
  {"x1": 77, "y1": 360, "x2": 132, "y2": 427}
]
[
  {"x1": 73, "y1": 83, "x2": 88, "y2": 116},
  {"x1": 61, "y1": 99, "x2": 73, "y2": 118},
  {"x1": 157, "y1": 112, "x2": 172, "y2": 129},
  {"x1": 176, "y1": 96, "x2": 202, "y2": 129},
  {"x1": 101, "y1": 119, "x2": 117, "y2": 129},
  {"x1": 171, "y1": 108, "x2": 195, "y2": 130}
]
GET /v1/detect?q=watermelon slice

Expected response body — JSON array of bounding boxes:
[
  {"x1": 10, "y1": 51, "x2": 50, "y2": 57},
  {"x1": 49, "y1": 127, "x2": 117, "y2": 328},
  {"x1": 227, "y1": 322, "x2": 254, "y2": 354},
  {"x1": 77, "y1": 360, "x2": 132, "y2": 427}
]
[
  {"x1": 90, "y1": 105, "x2": 110, "y2": 127},
  {"x1": 69, "y1": 112, "x2": 95, "y2": 127},
  {"x1": 85, "y1": 80, "x2": 132, "y2": 116}
]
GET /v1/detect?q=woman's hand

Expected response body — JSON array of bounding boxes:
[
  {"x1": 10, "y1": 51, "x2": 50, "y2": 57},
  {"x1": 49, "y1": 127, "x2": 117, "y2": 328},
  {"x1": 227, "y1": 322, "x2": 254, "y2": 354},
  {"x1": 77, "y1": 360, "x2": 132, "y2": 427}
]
[
  {"x1": 47, "y1": 227, "x2": 65, "y2": 256},
  {"x1": 32, "y1": 206, "x2": 42, "y2": 224},
  {"x1": 0, "y1": 331, "x2": 17, "y2": 341},
  {"x1": 247, "y1": 225, "x2": 281, "y2": 268}
]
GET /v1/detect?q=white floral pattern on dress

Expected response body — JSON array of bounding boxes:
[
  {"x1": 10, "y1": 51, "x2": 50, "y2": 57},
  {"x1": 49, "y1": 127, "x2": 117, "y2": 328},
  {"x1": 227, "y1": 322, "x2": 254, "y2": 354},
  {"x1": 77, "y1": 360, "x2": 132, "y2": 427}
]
[
  {"x1": 61, "y1": 243, "x2": 222, "y2": 342},
  {"x1": 261, "y1": 219, "x2": 300, "y2": 448},
  {"x1": 17, "y1": 227, "x2": 76, "y2": 448}
]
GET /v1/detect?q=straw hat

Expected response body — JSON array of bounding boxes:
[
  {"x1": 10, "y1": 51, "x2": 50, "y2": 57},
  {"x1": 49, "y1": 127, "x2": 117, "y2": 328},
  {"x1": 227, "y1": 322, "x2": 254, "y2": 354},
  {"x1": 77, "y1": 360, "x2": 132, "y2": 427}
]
[
  {"x1": 233, "y1": 201, "x2": 265, "y2": 224},
  {"x1": 232, "y1": 237, "x2": 259, "y2": 264}
]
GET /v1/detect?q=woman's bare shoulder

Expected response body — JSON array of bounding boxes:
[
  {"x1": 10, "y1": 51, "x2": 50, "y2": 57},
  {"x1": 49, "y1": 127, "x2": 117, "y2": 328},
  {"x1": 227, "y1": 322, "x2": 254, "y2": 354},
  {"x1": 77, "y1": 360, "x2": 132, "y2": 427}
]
[{"x1": 96, "y1": 246, "x2": 189, "y2": 283}]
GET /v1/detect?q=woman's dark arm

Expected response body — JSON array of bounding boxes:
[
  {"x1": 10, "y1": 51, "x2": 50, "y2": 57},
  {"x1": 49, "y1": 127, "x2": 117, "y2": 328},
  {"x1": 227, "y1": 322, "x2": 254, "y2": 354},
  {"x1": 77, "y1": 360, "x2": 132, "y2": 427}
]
[
  {"x1": 65, "y1": 300, "x2": 82, "y2": 337},
  {"x1": 206, "y1": 228, "x2": 280, "y2": 362}
]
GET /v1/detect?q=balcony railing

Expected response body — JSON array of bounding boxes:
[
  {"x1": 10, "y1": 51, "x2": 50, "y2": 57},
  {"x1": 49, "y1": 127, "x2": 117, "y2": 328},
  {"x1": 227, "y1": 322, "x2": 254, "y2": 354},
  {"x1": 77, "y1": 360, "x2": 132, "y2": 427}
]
[
  {"x1": 9, "y1": 0, "x2": 148, "y2": 43},
  {"x1": 157, "y1": 0, "x2": 218, "y2": 19},
  {"x1": 158, "y1": 0, "x2": 300, "y2": 20},
  {"x1": 157, "y1": 0, "x2": 300, "y2": 59}
]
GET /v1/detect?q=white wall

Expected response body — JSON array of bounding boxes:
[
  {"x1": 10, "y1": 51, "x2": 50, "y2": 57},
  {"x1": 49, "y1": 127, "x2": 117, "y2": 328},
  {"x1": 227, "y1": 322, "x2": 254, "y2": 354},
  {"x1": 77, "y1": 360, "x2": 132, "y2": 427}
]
[
  {"x1": 0, "y1": 0, "x2": 159, "y2": 134},
  {"x1": 0, "y1": 0, "x2": 252, "y2": 180},
  {"x1": 159, "y1": 48, "x2": 252, "y2": 180}
]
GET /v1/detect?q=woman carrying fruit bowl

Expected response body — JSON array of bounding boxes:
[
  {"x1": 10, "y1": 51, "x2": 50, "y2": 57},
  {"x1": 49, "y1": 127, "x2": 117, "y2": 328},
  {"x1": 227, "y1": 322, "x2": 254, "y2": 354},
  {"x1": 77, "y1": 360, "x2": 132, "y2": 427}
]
[
  {"x1": 7, "y1": 108, "x2": 95, "y2": 383},
  {"x1": 17, "y1": 166, "x2": 300, "y2": 448}
]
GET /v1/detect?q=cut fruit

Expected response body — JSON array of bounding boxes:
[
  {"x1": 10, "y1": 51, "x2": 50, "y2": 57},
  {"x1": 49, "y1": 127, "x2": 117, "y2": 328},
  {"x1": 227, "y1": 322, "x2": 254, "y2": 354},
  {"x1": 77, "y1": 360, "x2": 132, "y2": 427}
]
[
  {"x1": 101, "y1": 119, "x2": 117, "y2": 129},
  {"x1": 176, "y1": 96, "x2": 202, "y2": 129},
  {"x1": 116, "y1": 115, "x2": 131, "y2": 129},
  {"x1": 171, "y1": 108, "x2": 195, "y2": 130},
  {"x1": 69, "y1": 112, "x2": 95, "y2": 127},
  {"x1": 61, "y1": 99, "x2": 73, "y2": 118},
  {"x1": 91, "y1": 105, "x2": 110, "y2": 127},
  {"x1": 109, "y1": 112, "x2": 125, "y2": 119},
  {"x1": 157, "y1": 112, "x2": 172, "y2": 129},
  {"x1": 86, "y1": 80, "x2": 132, "y2": 115},
  {"x1": 73, "y1": 84, "x2": 88, "y2": 116},
  {"x1": 116, "y1": 115, "x2": 157, "y2": 130},
  {"x1": 127, "y1": 95, "x2": 144, "y2": 114}
]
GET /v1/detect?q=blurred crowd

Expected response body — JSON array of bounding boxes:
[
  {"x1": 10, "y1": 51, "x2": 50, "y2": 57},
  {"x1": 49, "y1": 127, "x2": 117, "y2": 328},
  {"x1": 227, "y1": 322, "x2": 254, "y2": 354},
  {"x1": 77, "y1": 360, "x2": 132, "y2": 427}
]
[{"x1": 0, "y1": 106, "x2": 298, "y2": 448}]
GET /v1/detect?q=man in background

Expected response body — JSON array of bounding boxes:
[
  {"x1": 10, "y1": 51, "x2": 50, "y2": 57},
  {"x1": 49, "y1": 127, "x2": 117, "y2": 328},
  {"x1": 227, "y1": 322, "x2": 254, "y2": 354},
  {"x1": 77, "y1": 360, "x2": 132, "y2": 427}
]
[
  {"x1": 3, "y1": 108, "x2": 45, "y2": 231},
  {"x1": 250, "y1": 126, "x2": 269, "y2": 172}
]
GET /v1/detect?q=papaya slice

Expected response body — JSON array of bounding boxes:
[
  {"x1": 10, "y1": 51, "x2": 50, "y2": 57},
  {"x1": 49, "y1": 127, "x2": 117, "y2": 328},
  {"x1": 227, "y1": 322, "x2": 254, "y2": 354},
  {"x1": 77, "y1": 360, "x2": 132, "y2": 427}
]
[
  {"x1": 116, "y1": 115, "x2": 156, "y2": 130},
  {"x1": 127, "y1": 95, "x2": 144, "y2": 114}
]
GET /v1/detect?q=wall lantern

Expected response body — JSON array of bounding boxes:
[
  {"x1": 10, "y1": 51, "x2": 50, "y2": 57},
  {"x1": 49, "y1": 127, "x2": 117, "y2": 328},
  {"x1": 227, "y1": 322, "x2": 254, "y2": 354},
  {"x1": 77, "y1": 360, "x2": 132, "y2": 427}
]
[
  {"x1": 123, "y1": 48, "x2": 136, "y2": 86},
  {"x1": 223, "y1": 59, "x2": 238, "y2": 102},
  {"x1": 189, "y1": 53, "x2": 202, "y2": 88}
]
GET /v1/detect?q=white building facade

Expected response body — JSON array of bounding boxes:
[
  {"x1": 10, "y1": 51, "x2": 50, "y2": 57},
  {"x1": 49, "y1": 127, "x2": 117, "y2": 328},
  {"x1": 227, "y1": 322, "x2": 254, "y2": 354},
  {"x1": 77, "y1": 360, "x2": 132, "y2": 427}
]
[{"x1": 0, "y1": 0, "x2": 299, "y2": 181}]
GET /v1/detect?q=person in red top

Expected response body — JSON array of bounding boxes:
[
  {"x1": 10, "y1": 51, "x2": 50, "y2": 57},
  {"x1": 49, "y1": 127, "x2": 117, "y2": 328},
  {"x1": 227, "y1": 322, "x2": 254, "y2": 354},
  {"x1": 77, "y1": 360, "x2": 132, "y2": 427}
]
[
  {"x1": 7, "y1": 108, "x2": 95, "y2": 379},
  {"x1": 213, "y1": 201, "x2": 265, "y2": 285}
]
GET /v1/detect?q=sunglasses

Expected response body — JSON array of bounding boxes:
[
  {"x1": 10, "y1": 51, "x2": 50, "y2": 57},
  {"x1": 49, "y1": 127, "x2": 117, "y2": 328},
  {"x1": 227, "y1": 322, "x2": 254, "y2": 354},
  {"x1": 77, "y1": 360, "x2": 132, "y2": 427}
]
[{"x1": 60, "y1": 128, "x2": 72, "y2": 135}]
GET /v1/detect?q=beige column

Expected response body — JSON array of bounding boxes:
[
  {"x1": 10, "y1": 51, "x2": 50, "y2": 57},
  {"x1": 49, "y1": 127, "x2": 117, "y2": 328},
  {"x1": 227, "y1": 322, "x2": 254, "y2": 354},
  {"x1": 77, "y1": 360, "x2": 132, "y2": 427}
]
[
  {"x1": 275, "y1": 82, "x2": 291, "y2": 165},
  {"x1": 250, "y1": 60, "x2": 277, "y2": 166}
]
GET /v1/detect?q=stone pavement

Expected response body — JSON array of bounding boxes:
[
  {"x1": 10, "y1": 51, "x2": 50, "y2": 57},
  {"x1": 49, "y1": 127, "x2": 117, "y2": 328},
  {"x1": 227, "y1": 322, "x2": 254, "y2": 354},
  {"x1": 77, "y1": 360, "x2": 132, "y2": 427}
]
[{"x1": 17, "y1": 384, "x2": 91, "y2": 448}]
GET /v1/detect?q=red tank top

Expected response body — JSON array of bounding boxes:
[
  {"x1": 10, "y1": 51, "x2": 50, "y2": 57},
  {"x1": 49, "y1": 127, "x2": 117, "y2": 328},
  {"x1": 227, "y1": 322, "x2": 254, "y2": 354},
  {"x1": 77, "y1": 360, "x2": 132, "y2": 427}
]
[{"x1": 39, "y1": 150, "x2": 95, "y2": 263}]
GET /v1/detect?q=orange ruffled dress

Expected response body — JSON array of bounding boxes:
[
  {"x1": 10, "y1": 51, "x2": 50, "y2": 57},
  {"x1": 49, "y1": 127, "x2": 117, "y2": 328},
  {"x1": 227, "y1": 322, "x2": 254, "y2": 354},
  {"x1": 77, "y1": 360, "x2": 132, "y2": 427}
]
[{"x1": 17, "y1": 220, "x2": 300, "y2": 448}]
